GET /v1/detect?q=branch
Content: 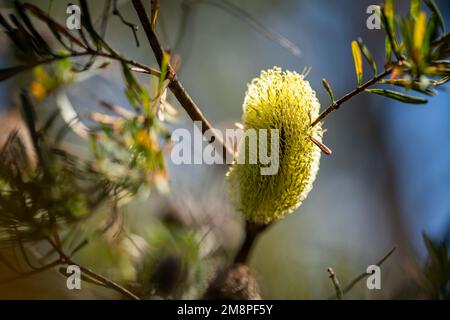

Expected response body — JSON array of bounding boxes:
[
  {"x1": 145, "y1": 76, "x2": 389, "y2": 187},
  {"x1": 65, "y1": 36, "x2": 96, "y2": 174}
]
[
  {"x1": 131, "y1": 0, "x2": 234, "y2": 160},
  {"x1": 311, "y1": 68, "x2": 392, "y2": 127},
  {"x1": 47, "y1": 239, "x2": 140, "y2": 300},
  {"x1": 2, "y1": 3, "x2": 160, "y2": 82},
  {"x1": 327, "y1": 267, "x2": 344, "y2": 300},
  {"x1": 327, "y1": 246, "x2": 397, "y2": 299},
  {"x1": 0, "y1": 259, "x2": 62, "y2": 285},
  {"x1": 1, "y1": 51, "x2": 160, "y2": 83}
]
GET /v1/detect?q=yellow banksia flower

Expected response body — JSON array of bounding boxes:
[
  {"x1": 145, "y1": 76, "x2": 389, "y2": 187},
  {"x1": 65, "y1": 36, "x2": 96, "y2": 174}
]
[{"x1": 227, "y1": 67, "x2": 323, "y2": 224}]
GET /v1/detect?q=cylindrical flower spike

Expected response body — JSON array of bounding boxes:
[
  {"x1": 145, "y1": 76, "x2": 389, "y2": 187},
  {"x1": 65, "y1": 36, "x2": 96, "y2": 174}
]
[{"x1": 227, "y1": 67, "x2": 323, "y2": 224}]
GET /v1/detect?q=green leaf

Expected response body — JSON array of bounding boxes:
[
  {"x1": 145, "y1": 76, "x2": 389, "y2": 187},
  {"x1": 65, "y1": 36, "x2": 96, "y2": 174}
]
[
  {"x1": 351, "y1": 40, "x2": 363, "y2": 85},
  {"x1": 422, "y1": 14, "x2": 436, "y2": 60},
  {"x1": 380, "y1": 79, "x2": 436, "y2": 96},
  {"x1": 322, "y1": 79, "x2": 334, "y2": 104},
  {"x1": 47, "y1": 0, "x2": 54, "y2": 14},
  {"x1": 385, "y1": 37, "x2": 392, "y2": 61},
  {"x1": 381, "y1": 3, "x2": 401, "y2": 60},
  {"x1": 366, "y1": 88, "x2": 428, "y2": 104},
  {"x1": 423, "y1": 0, "x2": 445, "y2": 33},
  {"x1": 410, "y1": 0, "x2": 420, "y2": 20},
  {"x1": 121, "y1": 62, "x2": 142, "y2": 111},
  {"x1": 159, "y1": 51, "x2": 170, "y2": 89},
  {"x1": 400, "y1": 18, "x2": 413, "y2": 55},
  {"x1": 357, "y1": 38, "x2": 378, "y2": 75},
  {"x1": 385, "y1": 0, "x2": 395, "y2": 27},
  {"x1": 151, "y1": 0, "x2": 159, "y2": 31},
  {"x1": 414, "y1": 11, "x2": 427, "y2": 51}
]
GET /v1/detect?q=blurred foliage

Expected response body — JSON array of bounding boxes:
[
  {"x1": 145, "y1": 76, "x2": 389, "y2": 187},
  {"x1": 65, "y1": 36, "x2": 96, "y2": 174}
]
[
  {"x1": 421, "y1": 233, "x2": 449, "y2": 299},
  {"x1": 137, "y1": 221, "x2": 202, "y2": 298},
  {"x1": 0, "y1": 92, "x2": 111, "y2": 245},
  {"x1": 0, "y1": 0, "x2": 176, "y2": 298},
  {"x1": 29, "y1": 57, "x2": 73, "y2": 100}
]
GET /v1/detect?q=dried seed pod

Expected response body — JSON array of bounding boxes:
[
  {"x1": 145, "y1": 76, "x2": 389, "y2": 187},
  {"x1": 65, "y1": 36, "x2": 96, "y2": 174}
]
[{"x1": 227, "y1": 67, "x2": 323, "y2": 224}]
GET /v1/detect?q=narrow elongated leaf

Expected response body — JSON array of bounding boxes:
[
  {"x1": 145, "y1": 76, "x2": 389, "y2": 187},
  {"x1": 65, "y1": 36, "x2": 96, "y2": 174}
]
[
  {"x1": 151, "y1": 0, "x2": 159, "y2": 31},
  {"x1": 45, "y1": 20, "x2": 71, "y2": 51},
  {"x1": 366, "y1": 88, "x2": 428, "y2": 104},
  {"x1": 351, "y1": 41, "x2": 363, "y2": 85},
  {"x1": 13, "y1": 1, "x2": 52, "y2": 55},
  {"x1": 0, "y1": 65, "x2": 30, "y2": 82},
  {"x1": 159, "y1": 51, "x2": 170, "y2": 88},
  {"x1": 7, "y1": 15, "x2": 41, "y2": 58},
  {"x1": 414, "y1": 11, "x2": 427, "y2": 51},
  {"x1": 23, "y1": 3, "x2": 87, "y2": 49},
  {"x1": 79, "y1": 0, "x2": 101, "y2": 47},
  {"x1": 385, "y1": 36, "x2": 392, "y2": 61},
  {"x1": 47, "y1": 0, "x2": 54, "y2": 14},
  {"x1": 424, "y1": 65, "x2": 450, "y2": 76},
  {"x1": 410, "y1": 0, "x2": 420, "y2": 20},
  {"x1": 357, "y1": 38, "x2": 377, "y2": 75},
  {"x1": 400, "y1": 18, "x2": 413, "y2": 54},
  {"x1": 381, "y1": 4, "x2": 401, "y2": 60},
  {"x1": 322, "y1": 79, "x2": 334, "y2": 104},
  {"x1": 385, "y1": 0, "x2": 395, "y2": 29},
  {"x1": 380, "y1": 79, "x2": 437, "y2": 96},
  {"x1": 424, "y1": 0, "x2": 445, "y2": 32},
  {"x1": 422, "y1": 15, "x2": 436, "y2": 60}
]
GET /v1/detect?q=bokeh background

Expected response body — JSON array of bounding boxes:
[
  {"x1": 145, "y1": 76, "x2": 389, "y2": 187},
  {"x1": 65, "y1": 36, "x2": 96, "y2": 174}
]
[{"x1": 0, "y1": 0, "x2": 449, "y2": 299}]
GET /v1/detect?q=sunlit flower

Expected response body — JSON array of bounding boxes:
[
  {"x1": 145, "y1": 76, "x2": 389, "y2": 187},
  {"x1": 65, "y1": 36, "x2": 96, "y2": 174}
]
[{"x1": 227, "y1": 67, "x2": 323, "y2": 224}]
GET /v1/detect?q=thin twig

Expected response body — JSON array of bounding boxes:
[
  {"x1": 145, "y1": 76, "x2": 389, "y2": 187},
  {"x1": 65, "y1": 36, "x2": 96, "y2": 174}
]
[
  {"x1": 16, "y1": 236, "x2": 39, "y2": 271},
  {"x1": 131, "y1": 0, "x2": 234, "y2": 160},
  {"x1": 311, "y1": 68, "x2": 392, "y2": 127},
  {"x1": 327, "y1": 246, "x2": 397, "y2": 299},
  {"x1": 0, "y1": 259, "x2": 62, "y2": 285},
  {"x1": 47, "y1": 239, "x2": 140, "y2": 300},
  {"x1": 2, "y1": 51, "x2": 160, "y2": 83},
  {"x1": 342, "y1": 245, "x2": 397, "y2": 294},
  {"x1": 185, "y1": 0, "x2": 301, "y2": 57},
  {"x1": 69, "y1": 239, "x2": 89, "y2": 257},
  {"x1": 112, "y1": 0, "x2": 140, "y2": 47},
  {"x1": 327, "y1": 267, "x2": 344, "y2": 300}
]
